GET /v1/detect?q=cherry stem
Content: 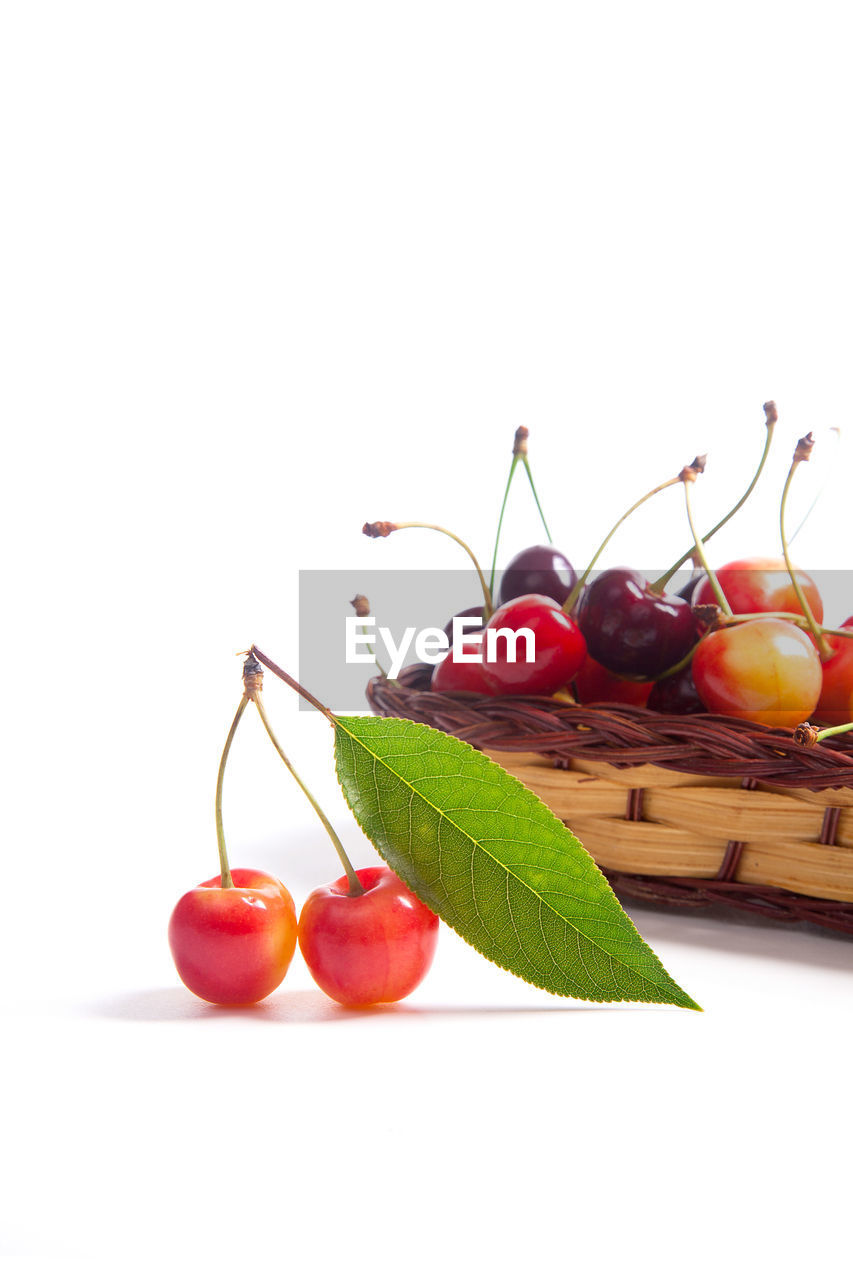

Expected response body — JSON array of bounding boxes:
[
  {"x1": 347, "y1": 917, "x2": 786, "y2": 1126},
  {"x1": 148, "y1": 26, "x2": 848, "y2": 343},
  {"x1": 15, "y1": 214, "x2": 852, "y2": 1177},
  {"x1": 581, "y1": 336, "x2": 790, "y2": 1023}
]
[
  {"x1": 780, "y1": 443, "x2": 832, "y2": 660},
  {"x1": 252, "y1": 690, "x2": 364, "y2": 897},
  {"x1": 214, "y1": 696, "x2": 249, "y2": 890},
  {"x1": 654, "y1": 401, "x2": 776, "y2": 589},
  {"x1": 521, "y1": 457, "x2": 554, "y2": 544},
  {"x1": 488, "y1": 454, "x2": 518, "y2": 597},
  {"x1": 564, "y1": 475, "x2": 682, "y2": 613},
  {"x1": 814, "y1": 721, "x2": 853, "y2": 742},
  {"x1": 389, "y1": 522, "x2": 494, "y2": 618},
  {"x1": 250, "y1": 646, "x2": 338, "y2": 724},
  {"x1": 681, "y1": 475, "x2": 732, "y2": 616},
  {"x1": 350, "y1": 596, "x2": 394, "y2": 683},
  {"x1": 788, "y1": 427, "x2": 841, "y2": 546}
]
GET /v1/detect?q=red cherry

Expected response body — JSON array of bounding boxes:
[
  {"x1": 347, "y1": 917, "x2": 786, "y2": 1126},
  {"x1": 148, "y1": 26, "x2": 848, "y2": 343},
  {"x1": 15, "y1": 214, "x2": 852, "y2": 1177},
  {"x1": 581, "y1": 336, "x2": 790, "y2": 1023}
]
[
  {"x1": 692, "y1": 557, "x2": 824, "y2": 624},
  {"x1": 431, "y1": 635, "x2": 492, "y2": 694},
  {"x1": 481, "y1": 593, "x2": 587, "y2": 695},
  {"x1": 815, "y1": 617, "x2": 853, "y2": 724},
  {"x1": 574, "y1": 654, "x2": 652, "y2": 706},
  {"x1": 169, "y1": 869, "x2": 298, "y2": 1004},
  {"x1": 691, "y1": 618, "x2": 822, "y2": 728},
  {"x1": 298, "y1": 865, "x2": 439, "y2": 1006}
]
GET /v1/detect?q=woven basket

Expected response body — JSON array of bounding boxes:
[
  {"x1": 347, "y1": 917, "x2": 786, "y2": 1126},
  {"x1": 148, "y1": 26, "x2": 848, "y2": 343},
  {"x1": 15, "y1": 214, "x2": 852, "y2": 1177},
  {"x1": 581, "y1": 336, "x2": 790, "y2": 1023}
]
[{"x1": 367, "y1": 665, "x2": 853, "y2": 936}]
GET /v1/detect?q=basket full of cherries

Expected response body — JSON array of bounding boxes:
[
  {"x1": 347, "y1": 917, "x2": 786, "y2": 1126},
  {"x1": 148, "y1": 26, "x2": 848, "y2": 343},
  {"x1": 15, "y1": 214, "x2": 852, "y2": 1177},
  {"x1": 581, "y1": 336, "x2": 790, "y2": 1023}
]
[{"x1": 364, "y1": 408, "x2": 853, "y2": 935}]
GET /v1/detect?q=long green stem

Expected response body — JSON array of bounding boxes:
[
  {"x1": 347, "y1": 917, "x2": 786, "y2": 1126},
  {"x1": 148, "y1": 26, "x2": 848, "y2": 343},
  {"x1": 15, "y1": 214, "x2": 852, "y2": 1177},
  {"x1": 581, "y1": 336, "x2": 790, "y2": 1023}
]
[
  {"x1": 682, "y1": 479, "x2": 732, "y2": 616},
  {"x1": 387, "y1": 522, "x2": 494, "y2": 618},
  {"x1": 215, "y1": 696, "x2": 249, "y2": 889},
  {"x1": 780, "y1": 451, "x2": 832, "y2": 660},
  {"x1": 563, "y1": 476, "x2": 681, "y2": 613},
  {"x1": 654, "y1": 403, "x2": 776, "y2": 589},
  {"x1": 253, "y1": 691, "x2": 363, "y2": 897},
  {"x1": 522, "y1": 457, "x2": 553, "y2": 544},
  {"x1": 489, "y1": 454, "x2": 518, "y2": 596}
]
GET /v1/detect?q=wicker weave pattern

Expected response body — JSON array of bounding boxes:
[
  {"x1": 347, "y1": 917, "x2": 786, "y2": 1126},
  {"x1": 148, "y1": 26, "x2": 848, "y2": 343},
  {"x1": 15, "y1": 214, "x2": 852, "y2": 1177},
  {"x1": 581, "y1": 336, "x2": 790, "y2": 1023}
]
[{"x1": 366, "y1": 666, "x2": 853, "y2": 935}]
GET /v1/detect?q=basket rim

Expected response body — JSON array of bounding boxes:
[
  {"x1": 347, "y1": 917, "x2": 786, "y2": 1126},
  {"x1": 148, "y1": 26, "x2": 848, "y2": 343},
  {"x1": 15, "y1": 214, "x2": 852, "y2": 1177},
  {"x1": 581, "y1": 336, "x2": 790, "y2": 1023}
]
[{"x1": 366, "y1": 664, "x2": 853, "y2": 793}]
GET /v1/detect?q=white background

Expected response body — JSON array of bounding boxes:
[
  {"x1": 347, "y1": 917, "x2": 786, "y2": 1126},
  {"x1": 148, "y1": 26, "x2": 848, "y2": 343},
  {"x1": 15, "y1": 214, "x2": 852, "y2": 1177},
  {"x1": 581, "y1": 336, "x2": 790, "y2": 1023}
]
[{"x1": 2, "y1": 3, "x2": 852, "y2": 1277}]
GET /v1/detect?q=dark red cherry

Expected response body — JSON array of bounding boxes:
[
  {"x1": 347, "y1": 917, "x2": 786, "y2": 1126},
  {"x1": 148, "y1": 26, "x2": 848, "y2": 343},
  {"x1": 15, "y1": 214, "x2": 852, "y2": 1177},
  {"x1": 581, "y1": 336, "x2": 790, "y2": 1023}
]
[
  {"x1": 431, "y1": 635, "x2": 492, "y2": 694},
  {"x1": 482, "y1": 593, "x2": 586, "y2": 695},
  {"x1": 498, "y1": 545, "x2": 577, "y2": 607},
  {"x1": 647, "y1": 666, "x2": 707, "y2": 715},
  {"x1": 442, "y1": 605, "x2": 485, "y2": 645},
  {"x1": 576, "y1": 568, "x2": 698, "y2": 679}
]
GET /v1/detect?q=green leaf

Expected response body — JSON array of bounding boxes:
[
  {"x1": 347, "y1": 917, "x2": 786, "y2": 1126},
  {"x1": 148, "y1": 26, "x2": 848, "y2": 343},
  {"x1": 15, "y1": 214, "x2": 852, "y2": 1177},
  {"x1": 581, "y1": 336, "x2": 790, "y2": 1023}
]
[{"x1": 334, "y1": 715, "x2": 700, "y2": 1009}]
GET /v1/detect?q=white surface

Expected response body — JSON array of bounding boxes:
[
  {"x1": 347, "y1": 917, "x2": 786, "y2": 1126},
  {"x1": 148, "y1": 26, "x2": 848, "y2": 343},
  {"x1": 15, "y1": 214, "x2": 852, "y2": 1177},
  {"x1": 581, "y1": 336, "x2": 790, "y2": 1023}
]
[{"x1": 2, "y1": 3, "x2": 852, "y2": 1276}]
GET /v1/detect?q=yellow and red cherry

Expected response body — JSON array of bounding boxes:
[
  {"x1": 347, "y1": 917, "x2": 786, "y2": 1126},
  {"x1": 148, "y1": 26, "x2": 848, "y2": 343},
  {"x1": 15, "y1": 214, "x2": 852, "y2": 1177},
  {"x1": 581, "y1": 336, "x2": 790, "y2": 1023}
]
[
  {"x1": 481, "y1": 593, "x2": 587, "y2": 695},
  {"x1": 169, "y1": 869, "x2": 298, "y2": 1005},
  {"x1": 691, "y1": 618, "x2": 822, "y2": 728},
  {"x1": 498, "y1": 545, "x2": 577, "y2": 607},
  {"x1": 691, "y1": 557, "x2": 824, "y2": 624},
  {"x1": 574, "y1": 654, "x2": 652, "y2": 706},
  {"x1": 298, "y1": 866, "x2": 439, "y2": 1006},
  {"x1": 576, "y1": 568, "x2": 697, "y2": 679},
  {"x1": 815, "y1": 617, "x2": 853, "y2": 724}
]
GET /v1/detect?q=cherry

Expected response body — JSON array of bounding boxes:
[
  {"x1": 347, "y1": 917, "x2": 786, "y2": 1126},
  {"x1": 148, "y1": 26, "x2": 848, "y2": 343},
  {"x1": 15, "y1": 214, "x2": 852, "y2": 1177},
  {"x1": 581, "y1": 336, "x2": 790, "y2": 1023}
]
[
  {"x1": 647, "y1": 666, "x2": 707, "y2": 715},
  {"x1": 442, "y1": 605, "x2": 485, "y2": 644},
  {"x1": 431, "y1": 635, "x2": 492, "y2": 694},
  {"x1": 497, "y1": 545, "x2": 577, "y2": 607},
  {"x1": 691, "y1": 557, "x2": 824, "y2": 624},
  {"x1": 691, "y1": 618, "x2": 822, "y2": 728},
  {"x1": 169, "y1": 870, "x2": 297, "y2": 1005},
  {"x1": 169, "y1": 678, "x2": 297, "y2": 1005},
  {"x1": 815, "y1": 618, "x2": 853, "y2": 724},
  {"x1": 574, "y1": 653, "x2": 652, "y2": 706},
  {"x1": 481, "y1": 593, "x2": 587, "y2": 695},
  {"x1": 576, "y1": 568, "x2": 697, "y2": 679},
  {"x1": 298, "y1": 865, "x2": 439, "y2": 1006}
]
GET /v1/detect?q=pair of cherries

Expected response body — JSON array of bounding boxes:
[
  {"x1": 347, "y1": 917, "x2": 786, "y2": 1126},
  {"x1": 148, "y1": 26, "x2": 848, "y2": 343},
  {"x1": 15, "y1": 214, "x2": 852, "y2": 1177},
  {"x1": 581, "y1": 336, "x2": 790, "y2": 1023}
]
[
  {"x1": 169, "y1": 663, "x2": 439, "y2": 1009},
  {"x1": 169, "y1": 864, "x2": 439, "y2": 1008}
]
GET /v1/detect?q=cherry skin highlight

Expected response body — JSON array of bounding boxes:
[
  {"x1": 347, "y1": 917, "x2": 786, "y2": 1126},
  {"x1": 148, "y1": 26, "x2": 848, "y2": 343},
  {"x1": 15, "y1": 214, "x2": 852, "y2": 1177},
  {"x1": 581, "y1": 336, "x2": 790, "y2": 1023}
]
[
  {"x1": 691, "y1": 557, "x2": 824, "y2": 624},
  {"x1": 298, "y1": 865, "x2": 439, "y2": 1006},
  {"x1": 691, "y1": 618, "x2": 823, "y2": 728},
  {"x1": 498, "y1": 545, "x2": 577, "y2": 607},
  {"x1": 482, "y1": 593, "x2": 587, "y2": 695},
  {"x1": 169, "y1": 869, "x2": 298, "y2": 1004}
]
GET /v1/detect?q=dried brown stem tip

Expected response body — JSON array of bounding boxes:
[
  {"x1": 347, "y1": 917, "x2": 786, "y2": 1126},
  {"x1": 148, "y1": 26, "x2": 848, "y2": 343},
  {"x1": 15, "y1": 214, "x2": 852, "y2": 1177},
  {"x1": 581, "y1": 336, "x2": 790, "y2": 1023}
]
[
  {"x1": 512, "y1": 426, "x2": 529, "y2": 457},
  {"x1": 350, "y1": 594, "x2": 370, "y2": 617},
  {"x1": 363, "y1": 521, "x2": 397, "y2": 538},
  {"x1": 793, "y1": 722, "x2": 820, "y2": 748},
  {"x1": 794, "y1": 432, "x2": 815, "y2": 464},
  {"x1": 763, "y1": 400, "x2": 778, "y2": 426},
  {"x1": 692, "y1": 602, "x2": 724, "y2": 631},
  {"x1": 679, "y1": 454, "x2": 707, "y2": 483},
  {"x1": 242, "y1": 653, "x2": 264, "y2": 699}
]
